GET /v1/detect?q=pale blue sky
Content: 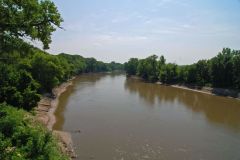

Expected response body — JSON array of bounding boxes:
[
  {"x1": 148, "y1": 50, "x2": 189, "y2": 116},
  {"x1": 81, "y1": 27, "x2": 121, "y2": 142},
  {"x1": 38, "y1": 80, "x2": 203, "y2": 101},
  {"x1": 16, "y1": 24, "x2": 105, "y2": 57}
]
[{"x1": 45, "y1": 0, "x2": 240, "y2": 64}]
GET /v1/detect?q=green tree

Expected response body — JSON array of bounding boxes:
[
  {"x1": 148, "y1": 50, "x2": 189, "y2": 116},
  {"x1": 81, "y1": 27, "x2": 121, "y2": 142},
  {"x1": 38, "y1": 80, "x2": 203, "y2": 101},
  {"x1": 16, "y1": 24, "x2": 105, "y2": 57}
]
[
  {"x1": 84, "y1": 57, "x2": 112, "y2": 73},
  {"x1": 124, "y1": 48, "x2": 239, "y2": 89},
  {"x1": 124, "y1": 58, "x2": 139, "y2": 75},
  {"x1": 159, "y1": 55, "x2": 166, "y2": 66},
  {"x1": 0, "y1": 64, "x2": 40, "y2": 110},
  {"x1": 137, "y1": 55, "x2": 158, "y2": 82},
  {"x1": 85, "y1": 58, "x2": 97, "y2": 72},
  {"x1": 195, "y1": 60, "x2": 210, "y2": 86},
  {"x1": 157, "y1": 55, "x2": 166, "y2": 78},
  {"x1": 232, "y1": 50, "x2": 240, "y2": 89},
  {"x1": 210, "y1": 48, "x2": 234, "y2": 88},
  {"x1": 109, "y1": 61, "x2": 123, "y2": 71},
  {"x1": 0, "y1": 0, "x2": 63, "y2": 49},
  {"x1": 31, "y1": 53, "x2": 63, "y2": 92},
  {"x1": 57, "y1": 53, "x2": 86, "y2": 78},
  {"x1": 159, "y1": 63, "x2": 178, "y2": 83},
  {"x1": 186, "y1": 65, "x2": 197, "y2": 84}
]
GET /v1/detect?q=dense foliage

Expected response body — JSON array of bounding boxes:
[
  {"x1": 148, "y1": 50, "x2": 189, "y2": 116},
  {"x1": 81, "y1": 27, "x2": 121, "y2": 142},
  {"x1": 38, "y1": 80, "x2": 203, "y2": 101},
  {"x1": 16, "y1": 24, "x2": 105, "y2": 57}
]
[
  {"x1": 0, "y1": 0, "x2": 63, "y2": 49},
  {"x1": 0, "y1": 1, "x2": 70, "y2": 159},
  {"x1": 124, "y1": 48, "x2": 240, "y2": 89},
  {"x1": 0, "y1": 42, "x2": 123, "y2": 159},
  {"x1": 0, "y1": 1, "x2": 124, "y2": 159},
  {"x1": 0, "y1": 103, "x2": 68, "y2": 160},
  {"x1": 1, "y1": 1, "x2": 238, "y2": 159},
  {"x1": 0, "y1": 39, "x2": 123, "y2": 111}
]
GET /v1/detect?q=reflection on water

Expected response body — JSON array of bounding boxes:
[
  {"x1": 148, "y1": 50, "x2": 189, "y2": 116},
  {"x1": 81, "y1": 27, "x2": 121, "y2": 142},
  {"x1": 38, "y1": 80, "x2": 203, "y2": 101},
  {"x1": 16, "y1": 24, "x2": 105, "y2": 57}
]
[
  {"x1": 54, "y1": 74, "x2": 240, "y2": 160},
  {"x1": 53, "y1": 73, "x2": 106, "y2": 130},
  {"x1": 124, "y1": 78, "x2": 240, "y2": 131}
]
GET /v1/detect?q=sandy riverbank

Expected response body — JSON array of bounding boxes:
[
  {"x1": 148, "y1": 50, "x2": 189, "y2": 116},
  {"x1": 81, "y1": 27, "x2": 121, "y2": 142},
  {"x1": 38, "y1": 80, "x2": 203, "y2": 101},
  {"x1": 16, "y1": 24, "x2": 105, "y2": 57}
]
[
  {"x1": 35, "y1": 77, "x2": 77, "y2": 159},
  {"x1": 129, "y1": 76, "x2": 240, "y2": 99},
  {"x1": 169, "y1": 84, "x2": 240, "y2": 99}
]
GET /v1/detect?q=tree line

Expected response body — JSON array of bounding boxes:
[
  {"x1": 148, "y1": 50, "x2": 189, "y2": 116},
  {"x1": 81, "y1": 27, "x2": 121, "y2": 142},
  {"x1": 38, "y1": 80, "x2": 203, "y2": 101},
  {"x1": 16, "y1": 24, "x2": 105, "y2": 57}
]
[
  {"x1": 0, "y1": 38, "x2": 123, "y2": 111},
  {"x1": 1, "y1": 0, "x2": 73, "y2": 159},
  {"x1": 124, "y1": 48, "x2": 240, "y2": 90},
  {"x1": 0, "y1": 38, "x2": 123, "y2": 159},
  {"x1": 0, "y1": 0, "x2": 239, "y2": 159}
]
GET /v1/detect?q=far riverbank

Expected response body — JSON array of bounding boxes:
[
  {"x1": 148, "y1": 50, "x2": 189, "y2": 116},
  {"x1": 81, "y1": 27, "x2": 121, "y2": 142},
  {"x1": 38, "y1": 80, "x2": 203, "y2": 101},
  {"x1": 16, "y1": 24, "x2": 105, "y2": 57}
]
[{"x1": 129, "y1": 76, "x2": 240, "y2": 100}]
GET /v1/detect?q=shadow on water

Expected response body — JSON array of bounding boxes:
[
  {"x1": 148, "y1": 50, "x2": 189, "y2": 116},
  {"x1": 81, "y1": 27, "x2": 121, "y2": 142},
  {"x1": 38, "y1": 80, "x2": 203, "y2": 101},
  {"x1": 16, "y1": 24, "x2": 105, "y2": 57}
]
[{"x1": 124, "y1": 77, "x2": 240, "y2": 132}]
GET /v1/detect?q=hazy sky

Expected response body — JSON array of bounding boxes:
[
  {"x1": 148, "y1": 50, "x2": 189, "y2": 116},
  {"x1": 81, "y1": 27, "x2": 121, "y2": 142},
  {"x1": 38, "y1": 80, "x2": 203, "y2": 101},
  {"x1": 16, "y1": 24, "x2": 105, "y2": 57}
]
[{"x1": 43, "y1": 0, "x2": 240, "y2": 64}]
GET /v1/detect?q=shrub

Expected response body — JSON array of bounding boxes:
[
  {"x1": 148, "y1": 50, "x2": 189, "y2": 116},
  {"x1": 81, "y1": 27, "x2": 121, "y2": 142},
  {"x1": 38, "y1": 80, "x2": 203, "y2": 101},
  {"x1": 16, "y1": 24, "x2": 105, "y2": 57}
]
[{"x1": 0, "y1": 103, "x2": 68, "y2": 160}]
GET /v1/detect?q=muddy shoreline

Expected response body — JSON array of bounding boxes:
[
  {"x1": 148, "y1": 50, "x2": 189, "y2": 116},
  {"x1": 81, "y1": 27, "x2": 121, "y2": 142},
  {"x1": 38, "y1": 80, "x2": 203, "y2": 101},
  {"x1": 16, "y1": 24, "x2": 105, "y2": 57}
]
[
  {"x1": 129, "y1": 76, "x2": 240, "y2": 100},
  {"x1": 35, "y1": 77, "x2": 77, "y2": 159},
  {"x1": 169, "y1": 84, "x2": 240, "y2": 99}
]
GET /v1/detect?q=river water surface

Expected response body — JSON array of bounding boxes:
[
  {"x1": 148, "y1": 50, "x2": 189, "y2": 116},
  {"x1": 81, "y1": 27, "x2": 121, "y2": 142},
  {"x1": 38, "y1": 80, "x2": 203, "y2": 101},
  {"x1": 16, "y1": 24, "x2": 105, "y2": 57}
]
[{"x1": 53, "y1": 73, "x2": 240, "y2": 160}]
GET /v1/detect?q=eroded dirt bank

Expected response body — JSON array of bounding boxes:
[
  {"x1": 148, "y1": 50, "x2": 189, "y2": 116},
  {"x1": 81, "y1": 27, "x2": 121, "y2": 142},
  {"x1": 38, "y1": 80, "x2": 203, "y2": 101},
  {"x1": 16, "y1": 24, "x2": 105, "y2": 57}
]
[
  {"x1": 169, "y1": 84, "x2": 240, "y2": 99},
  {"x1": 35, "y1": 78, "x2": 77, "y2": 159},
  {"x1": 129, "y1": 76, "x2": 240, "y2": 99}
]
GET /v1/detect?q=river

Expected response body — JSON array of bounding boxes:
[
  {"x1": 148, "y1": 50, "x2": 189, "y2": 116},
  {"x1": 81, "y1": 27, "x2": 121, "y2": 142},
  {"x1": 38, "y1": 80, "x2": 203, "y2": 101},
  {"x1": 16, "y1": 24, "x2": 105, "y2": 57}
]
[{"x1": 53, "y1": 73, "x2": 240, "y2": 160}]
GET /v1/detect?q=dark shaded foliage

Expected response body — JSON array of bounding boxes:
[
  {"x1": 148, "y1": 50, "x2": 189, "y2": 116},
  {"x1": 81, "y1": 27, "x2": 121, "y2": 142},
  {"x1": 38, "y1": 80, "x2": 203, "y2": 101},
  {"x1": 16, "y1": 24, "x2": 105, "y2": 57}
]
[
  {"x1": 124, "y1": 48, "x2": 240, "y2": 89},
  {"x1": 0, "y1": 103, "x2": 68, "y2": 160}
]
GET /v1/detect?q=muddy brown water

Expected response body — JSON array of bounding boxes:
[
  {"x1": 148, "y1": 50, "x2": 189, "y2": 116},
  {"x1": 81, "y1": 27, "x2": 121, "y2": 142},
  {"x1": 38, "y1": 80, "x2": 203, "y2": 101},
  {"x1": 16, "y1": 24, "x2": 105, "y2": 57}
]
[{"x1": 53, "y1": 73, "x2": 240, "y2": 160}]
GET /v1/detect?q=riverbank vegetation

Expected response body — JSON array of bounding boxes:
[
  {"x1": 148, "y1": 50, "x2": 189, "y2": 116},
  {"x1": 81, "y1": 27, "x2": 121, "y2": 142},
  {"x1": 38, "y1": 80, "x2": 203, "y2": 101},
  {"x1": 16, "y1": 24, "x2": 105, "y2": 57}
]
[
  {"x1": 0, "y1": 0, "x2": 123, "y2": 159},
  {"x1": 0, "y1": 39, "x2": 123, "y2": 111},
  {"x1": 124, "y1": 48, "x2": 240, "y2": 90},
  {"x1": 0, "y1": 103, "x2": 68, "y2": 160},
  {"x1": 1, "y1": 0, "x2": 239, "y2": 159}
]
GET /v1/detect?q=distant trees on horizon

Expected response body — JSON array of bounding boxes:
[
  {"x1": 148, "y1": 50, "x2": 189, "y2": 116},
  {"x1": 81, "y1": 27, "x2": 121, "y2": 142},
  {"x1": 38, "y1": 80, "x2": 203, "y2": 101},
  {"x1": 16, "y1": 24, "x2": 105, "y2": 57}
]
[
  {"x1": 124, "y1": 48, "x2": 240, "y2": 90},
  {"x1": 0, "y1": 39, "x2": 124, "y2": 111}
]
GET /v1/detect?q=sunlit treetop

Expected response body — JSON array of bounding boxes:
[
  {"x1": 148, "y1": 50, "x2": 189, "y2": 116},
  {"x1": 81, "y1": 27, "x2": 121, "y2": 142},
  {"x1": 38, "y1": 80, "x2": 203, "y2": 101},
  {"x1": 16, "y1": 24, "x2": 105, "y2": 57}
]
[{"x1": 0, "y1": 0, "x2": 63, "y2": 49}]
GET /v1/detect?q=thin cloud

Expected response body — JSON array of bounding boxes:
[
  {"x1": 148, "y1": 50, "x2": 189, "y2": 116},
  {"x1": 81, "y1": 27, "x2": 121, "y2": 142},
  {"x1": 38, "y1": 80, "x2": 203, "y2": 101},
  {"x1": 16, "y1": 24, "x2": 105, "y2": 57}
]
[
  {"x1": 94, "y1": 34, "x2": 148, "y2": 45},
  {"x1": 48, "y1": 0, "x2": 240, "y2": 64}
]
